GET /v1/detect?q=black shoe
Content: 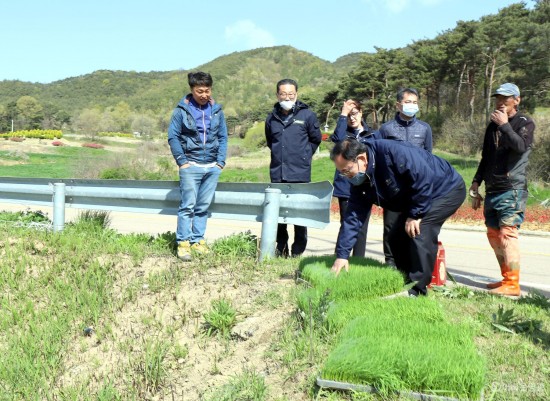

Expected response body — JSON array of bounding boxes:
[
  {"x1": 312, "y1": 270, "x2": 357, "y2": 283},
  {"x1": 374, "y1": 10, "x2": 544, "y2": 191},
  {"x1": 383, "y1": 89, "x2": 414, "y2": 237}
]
[{"x1": 275, "y1": 244, "x2": 289, "y2": 258}]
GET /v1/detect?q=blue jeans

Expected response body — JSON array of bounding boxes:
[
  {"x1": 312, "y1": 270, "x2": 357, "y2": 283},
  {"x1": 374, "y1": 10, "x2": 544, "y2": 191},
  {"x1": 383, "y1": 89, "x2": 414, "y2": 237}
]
[
  {"x1": 177, "y1": 165, "x2": 221, "y2": 244},
  {"x1": 484, "y1": 189, "x2": 527, "y2": 229}
]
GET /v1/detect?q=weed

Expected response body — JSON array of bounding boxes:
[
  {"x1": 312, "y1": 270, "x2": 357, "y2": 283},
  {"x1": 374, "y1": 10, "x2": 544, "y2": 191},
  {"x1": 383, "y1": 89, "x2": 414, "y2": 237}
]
[
  {"x1": 212, "y1": 230, "x2": 258, "y2": 259},
  {"x1": 203, "y1": 368, "x2": 269, "y2": 401},
  {"x1": 75, "y1": 210, "x2": 112, "y2": 229},
  {"x1": 203, "y1": 298, "x2": 237, "y2": 338},
  {"x1": 518, "y1": 290, "x2": 550, "y2": 311},
  {"x1": 492, "y1": 305, "x2": 543, "y2": 335},
  {"x1": 431, "y1": 284, "x2": 476, "y2": 299},
  {"x1": 132, "y1": 338, "x2": 170, "y2": 394}
]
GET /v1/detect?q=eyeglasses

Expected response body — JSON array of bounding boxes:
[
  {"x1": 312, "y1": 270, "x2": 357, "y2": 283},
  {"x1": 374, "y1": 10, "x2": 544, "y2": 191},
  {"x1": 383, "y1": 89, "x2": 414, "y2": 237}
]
[
  {"x1": 347, "y1": 110, "x2": 361, "y2": 120},
  {"x1": 278, "y1": 92, "x2": 296, "y2": 99},
  {"x1": 338, "y1": 159, "x2": 359, "y2": 178}
]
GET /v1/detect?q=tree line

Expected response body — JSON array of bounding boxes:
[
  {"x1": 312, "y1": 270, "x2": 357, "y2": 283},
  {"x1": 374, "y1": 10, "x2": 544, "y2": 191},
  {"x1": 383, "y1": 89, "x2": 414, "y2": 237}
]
[{"x1": 0, "y1": 2, "x2": 547, "y2": 165}]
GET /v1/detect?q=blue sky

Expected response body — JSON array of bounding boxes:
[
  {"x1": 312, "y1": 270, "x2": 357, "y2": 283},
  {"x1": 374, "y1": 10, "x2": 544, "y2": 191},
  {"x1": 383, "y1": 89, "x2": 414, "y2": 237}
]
[{"x1": 2, "y1": 0, "x2": 533, "y2": 83}]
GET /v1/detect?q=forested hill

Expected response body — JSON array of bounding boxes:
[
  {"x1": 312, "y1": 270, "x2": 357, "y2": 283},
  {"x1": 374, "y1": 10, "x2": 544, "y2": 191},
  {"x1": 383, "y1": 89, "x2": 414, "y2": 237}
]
[{"x1": 0, "y1": 46, "x2": 364, "y2": 120}]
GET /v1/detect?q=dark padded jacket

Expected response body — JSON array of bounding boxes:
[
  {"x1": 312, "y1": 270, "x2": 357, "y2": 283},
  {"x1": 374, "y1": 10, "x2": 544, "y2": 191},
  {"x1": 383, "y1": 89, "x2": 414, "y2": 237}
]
[
  {"x1": 473, "y1": 112, "x2": 535, "y2": 193},
  {"x1": 378, "y1": 112, "x2": 433, "y2": 152},
  {"x1": 265, "y1": 100, "x2": 322, "y2": 183},
  {"x1": 336, "y1": 139, "x2": 463, "y2": 259}
]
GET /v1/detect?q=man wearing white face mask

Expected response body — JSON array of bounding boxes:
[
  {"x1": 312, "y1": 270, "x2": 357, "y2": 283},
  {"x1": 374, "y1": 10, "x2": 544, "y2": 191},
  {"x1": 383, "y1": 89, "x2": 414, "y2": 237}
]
[
  {"x1": 377, "y1": 87, "x2": 433, "y2": 268},
  {"x1": 265, "y1": 78, "x2": 322, "y2": 257}
]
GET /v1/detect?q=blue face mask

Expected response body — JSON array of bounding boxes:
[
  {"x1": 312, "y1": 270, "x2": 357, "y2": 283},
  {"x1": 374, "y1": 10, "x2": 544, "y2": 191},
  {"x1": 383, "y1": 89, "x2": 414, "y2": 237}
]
[
  {"x1": 348, "y1": 171, "x2": 367, "y2": 186},
  {"x1": 401, "y1": 103, "x2": 419, "y2": 117}
]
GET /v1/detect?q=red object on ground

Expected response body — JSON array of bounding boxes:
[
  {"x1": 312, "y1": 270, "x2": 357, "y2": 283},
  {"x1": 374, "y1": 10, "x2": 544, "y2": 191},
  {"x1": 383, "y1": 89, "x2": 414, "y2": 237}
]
[{"x1": 429, "y1": 241, "x2": 446, "y2": 287}]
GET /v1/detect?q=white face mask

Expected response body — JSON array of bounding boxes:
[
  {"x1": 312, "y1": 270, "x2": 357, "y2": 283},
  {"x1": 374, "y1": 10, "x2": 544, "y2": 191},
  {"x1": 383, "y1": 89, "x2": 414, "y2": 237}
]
[
  {"x1": 279, "y1": 100, "x2": 295, "y2": 111},
  {"x1": 401, "y1": 103, "x2": 419, "y2": 117}
]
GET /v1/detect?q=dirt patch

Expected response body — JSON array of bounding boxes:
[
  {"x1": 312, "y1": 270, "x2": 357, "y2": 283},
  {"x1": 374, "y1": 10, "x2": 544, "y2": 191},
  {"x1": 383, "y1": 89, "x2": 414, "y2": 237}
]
[{"x1": 55, "y1": 256, "x2": 302, "y2": 400}]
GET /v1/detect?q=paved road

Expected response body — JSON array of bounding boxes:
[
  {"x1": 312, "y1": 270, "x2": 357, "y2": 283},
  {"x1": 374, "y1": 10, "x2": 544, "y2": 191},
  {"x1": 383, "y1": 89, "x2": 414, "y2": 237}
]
[{"x1": 2, "y1": 202, "x2": 549, "y2": 296}]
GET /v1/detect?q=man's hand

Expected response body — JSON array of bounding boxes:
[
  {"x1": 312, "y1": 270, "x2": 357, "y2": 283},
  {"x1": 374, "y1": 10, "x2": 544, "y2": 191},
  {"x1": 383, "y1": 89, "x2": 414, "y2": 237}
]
[
  {"x1": 331, "y1": 258, "x2": 349, "y2": 276},
  {"x1": 469, "y1": 183, "x2": 483, "y2": 210},
  {"x1": 405, "y1": 218, "x2": 421, "y2": 238},
  {"x1": 490, "y1": 106, "x2": 509, "y2": 126}
]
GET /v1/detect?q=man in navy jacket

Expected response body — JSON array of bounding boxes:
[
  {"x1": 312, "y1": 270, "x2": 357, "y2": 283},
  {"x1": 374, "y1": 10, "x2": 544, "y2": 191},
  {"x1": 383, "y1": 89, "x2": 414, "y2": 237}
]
[
  {"x1": 377, "y1": 87, "x2": 433, "y2": 268},
  {"x1": 331, "y1": 138, "x2": 465, "y2": 296},
  {"x1": 265, "y1": 78, "x2": 322, "y2": 257}
]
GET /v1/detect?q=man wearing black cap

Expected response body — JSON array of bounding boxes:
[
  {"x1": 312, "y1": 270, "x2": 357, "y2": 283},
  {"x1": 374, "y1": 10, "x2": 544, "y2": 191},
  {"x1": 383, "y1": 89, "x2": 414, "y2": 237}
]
[{"x1": 470, "y1": 83, "x2": 536, "y2": 296}]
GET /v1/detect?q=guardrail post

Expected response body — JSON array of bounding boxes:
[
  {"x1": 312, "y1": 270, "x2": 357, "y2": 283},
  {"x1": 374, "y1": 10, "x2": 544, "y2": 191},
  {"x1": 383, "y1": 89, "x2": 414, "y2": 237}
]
[
  {"x1": 259, "y1": 188, "x2": 281, "y2": 261},
  {"x1": 52, "y1": 183, "x2": 66, "y2": 232}
]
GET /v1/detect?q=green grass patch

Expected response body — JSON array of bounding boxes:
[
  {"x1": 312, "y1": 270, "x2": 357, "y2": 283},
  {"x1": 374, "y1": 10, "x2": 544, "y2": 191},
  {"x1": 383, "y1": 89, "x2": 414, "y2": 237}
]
[
  {"x1": 321, "y1": 300, "x2": 486, "y2": 399},
  {"x1": 325, "y1": 296, "x2": 446, "y2": 332},
  {"x1": 298, "y1": 256, "x2": 405, "y2": 302}
]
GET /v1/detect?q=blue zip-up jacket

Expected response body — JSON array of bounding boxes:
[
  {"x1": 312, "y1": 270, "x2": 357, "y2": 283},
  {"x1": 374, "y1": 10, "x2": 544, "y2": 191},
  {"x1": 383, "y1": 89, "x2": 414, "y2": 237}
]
[
  {"x1": 330, "y1": 115, "x2": 375, "y2": 198},
  {"x1": 167, "y1": 94, "x2": 228, "y2": 167},
  {"x1": 378, "y1": 112, "x2": 433, "y2": 151},
  {"x1": 336, "y1": 139, "x2": 462, "y2": 259},
  {"x1": 265, "y1": 100, "x2": 322, "y2": 183}
]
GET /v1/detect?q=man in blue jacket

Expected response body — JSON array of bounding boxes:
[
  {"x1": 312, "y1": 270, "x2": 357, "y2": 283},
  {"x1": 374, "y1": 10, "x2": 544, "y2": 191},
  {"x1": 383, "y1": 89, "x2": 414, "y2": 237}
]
[
  {"x1": 331, "y1": 138, "x2": 465, "y2": 296},
  {"x1": 168, "y1": 71, "x2": 228, "y2": 261},
  {"x1": 377, "y1": 87, "x2": 433, "y2": 268},
  {"x1": 265, "y1": 78, "x2": 322, "y2": 257}
]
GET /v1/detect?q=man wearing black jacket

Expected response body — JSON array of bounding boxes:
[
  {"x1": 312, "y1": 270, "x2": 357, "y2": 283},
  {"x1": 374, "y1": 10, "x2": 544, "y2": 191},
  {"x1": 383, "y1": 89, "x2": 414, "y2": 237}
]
[
  {"x1": 265, "y1": 78, "x2": 322, "y2": 257},
  {"x1": 470, "y1": 83, "x2": 535, "y2": 297}
]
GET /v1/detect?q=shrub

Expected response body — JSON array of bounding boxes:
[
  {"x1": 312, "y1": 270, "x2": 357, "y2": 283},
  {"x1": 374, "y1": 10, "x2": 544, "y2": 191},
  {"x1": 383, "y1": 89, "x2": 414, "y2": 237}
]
[
  {"x1": 437, "y1": 114, "x2": 484, "y2": 155},
  {"x1": 9, "y1": 137, "x2": 25, "y2": 142},
  {"x1": 51, "y1": 140, "x2": 65, "y2": 146},
  {"x1": 0, "y1": 129, "x2": 62, "y2": 140},
  {"x1": 527, "y1": 114, "x2": 550, "y2": 183},
  {"x1": 81, "y1": 143, "x2": 105, "y2": 149},
  {"x1": 242, "y1": 122, "x2": 266, "y2": 150}
]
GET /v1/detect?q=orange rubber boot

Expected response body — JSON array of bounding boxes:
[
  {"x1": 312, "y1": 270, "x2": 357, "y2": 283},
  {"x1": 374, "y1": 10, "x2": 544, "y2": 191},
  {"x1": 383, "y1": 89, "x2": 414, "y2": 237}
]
[
  {"x1": 489, "y1": 270, "x2": 520, "y2": 296},
  {"x1": 486, "y1": 227, "x2": 505, "y2": 289},
  {"x1": 488, "y1": 226, "x2": 521, "y2": 297}
]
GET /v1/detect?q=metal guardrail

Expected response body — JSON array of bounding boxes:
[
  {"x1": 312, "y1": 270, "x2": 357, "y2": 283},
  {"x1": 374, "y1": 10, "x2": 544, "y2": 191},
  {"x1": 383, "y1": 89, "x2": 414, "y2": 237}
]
[{"x1": 0, "y1": 177, "x2": 333, "y2": 260}]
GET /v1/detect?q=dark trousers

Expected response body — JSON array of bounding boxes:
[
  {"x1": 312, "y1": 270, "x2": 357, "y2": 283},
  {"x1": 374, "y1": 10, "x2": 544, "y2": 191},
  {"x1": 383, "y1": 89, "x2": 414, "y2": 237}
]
[
  {"x1": 390, "y1": 180, "x2": 466, "y2": 295},
  {"x1": 277, "y1": 224, "x2": 307, "y2": 257},
  {"x1": 337, "y1": 197, "x2": 371, "y2": 257},
  {"x1": 382, "y1": 209, "x2": 400, "y2": 266}
]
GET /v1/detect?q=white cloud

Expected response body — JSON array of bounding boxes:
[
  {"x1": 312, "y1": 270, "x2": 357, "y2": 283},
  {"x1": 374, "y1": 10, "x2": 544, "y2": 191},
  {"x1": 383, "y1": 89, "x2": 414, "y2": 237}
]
[
  {"x1": 419, "y1": 0, "x2": 444, "y2": 5},
  {"x1": 362, "y1": 0, "x2": 444, "y2": 13},
  {"x1": 386, "y1": 0, "x2": 410, "y2": 13},
  {"x1": 224, "y1": 20, "x2": 276, "y2": 49}
]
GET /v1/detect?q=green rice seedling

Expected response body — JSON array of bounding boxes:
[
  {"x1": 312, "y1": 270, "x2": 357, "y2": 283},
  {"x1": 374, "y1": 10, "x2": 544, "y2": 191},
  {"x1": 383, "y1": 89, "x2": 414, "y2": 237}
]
[
  {"x1": 299, "y1": 259, "x2": 404, "y2": 301},
  {"x1": 211, "y1": 230, "x2": 258, "y2": 259},
  {"x1": 203, "y1": 368, "x2": 269, "y2": 401},
  {"x1": 322, "y1": 311, "x2": 486, "y2": 399},
  {"x1": 203, "y1": 298, "x2": 237, "y2": 338},
  {"x1": 325, "y1": 296, "x2": 446, "y2": 332}
]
